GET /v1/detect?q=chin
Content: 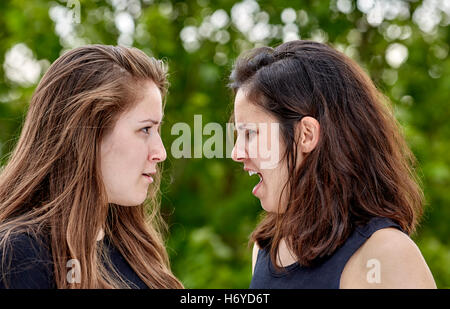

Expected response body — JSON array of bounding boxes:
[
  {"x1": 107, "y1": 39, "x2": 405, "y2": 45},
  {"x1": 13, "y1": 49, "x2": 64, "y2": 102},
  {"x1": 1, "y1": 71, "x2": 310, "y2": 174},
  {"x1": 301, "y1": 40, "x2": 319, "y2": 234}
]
[
  {"x1": 260, "y1": 199, "x2": 283, "y2": 214},
  {"x1": 260, "y1": 200, "x2": 274, "y2": 213},
  {"x1": 116, "y1": 202, "x2": 141, "y2": 207},
  {"x1": 114, "y1": 196, "x2": 146, "y2": 207}
]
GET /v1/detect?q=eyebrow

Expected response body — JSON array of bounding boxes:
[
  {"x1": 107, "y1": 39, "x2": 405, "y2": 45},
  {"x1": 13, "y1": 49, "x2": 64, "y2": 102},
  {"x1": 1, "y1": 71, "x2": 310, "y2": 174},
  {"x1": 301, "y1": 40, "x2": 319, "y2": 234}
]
[
  {"x1": 139, "y1": 116, "x2": 164, "y2": 125},
  {"x1": 236, "y1": 123, "x2": 257, "y2": 131}
]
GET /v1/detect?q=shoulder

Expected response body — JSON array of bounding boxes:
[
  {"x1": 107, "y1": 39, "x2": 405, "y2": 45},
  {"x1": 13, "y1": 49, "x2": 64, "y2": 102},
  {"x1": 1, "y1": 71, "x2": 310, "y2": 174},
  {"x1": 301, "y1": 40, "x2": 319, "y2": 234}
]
[
  {"x1": 2, "y1": 231, "x2": 42, "y2": 250},
  {"x1": 0, "y1": 231, "x2": 54, "y2": 288},
  {"x1": 1, "y1": 231, "x2": 49, "y2": 259},
  {"x1": 340, "y1": 227, "x2": 436, "y2": 288}
]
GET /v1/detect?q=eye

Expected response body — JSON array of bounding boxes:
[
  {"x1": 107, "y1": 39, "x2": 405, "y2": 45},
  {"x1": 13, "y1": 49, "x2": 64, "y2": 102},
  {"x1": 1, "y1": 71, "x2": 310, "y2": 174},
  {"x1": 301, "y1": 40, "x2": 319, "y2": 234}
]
[
  {"x1": 141, "y1": 126, "x2": 152, "y2": 135},
  {"x1": 245, "y1": 129, "x2": 257, "y2": 139}
]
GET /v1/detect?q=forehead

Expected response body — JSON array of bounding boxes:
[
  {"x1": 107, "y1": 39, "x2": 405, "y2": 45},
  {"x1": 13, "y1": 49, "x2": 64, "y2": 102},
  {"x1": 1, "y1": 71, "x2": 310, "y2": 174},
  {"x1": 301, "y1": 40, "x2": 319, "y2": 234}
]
[
  {"x1": 234, "y1": 88, "x2": 275, "y2": 125},
  {"x1": 122, "y1": 80, "x2": 163, "y2": 120}
]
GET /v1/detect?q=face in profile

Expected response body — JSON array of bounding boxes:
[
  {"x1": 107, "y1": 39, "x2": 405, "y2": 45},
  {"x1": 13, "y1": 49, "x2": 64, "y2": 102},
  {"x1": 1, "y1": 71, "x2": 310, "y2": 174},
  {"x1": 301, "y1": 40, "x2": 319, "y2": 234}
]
[
  {"x1": 231, "y1": 88, "x2": 291, "y2": 213},
  {"x1": 100, "y1": 80, "x2": 166, "y2": 206}
]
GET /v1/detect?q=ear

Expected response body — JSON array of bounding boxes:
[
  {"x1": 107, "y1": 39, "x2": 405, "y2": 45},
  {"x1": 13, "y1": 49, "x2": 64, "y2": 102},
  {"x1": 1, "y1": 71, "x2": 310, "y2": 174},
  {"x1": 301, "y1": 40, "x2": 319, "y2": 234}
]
[{"x1": 296, "y1": 116, "x2": 320, "y2": 153}]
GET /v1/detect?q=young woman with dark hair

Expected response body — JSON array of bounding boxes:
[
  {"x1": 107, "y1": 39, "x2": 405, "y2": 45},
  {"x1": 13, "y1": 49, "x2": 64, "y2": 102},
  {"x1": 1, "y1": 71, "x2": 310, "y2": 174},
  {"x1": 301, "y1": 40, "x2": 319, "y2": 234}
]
[
  {"x1": 0, "y1": 45, "x2": 183, "y2": 288},
  {"x1": 229, "y1": 40, "x2": 436, "y2": 288}
]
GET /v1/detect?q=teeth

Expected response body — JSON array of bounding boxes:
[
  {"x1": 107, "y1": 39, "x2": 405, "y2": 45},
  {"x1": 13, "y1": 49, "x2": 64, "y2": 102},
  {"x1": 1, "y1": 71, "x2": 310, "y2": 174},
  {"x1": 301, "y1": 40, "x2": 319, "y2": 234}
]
[{"x1": 248, "y1": 171, "x2": 257, "y2": 176}]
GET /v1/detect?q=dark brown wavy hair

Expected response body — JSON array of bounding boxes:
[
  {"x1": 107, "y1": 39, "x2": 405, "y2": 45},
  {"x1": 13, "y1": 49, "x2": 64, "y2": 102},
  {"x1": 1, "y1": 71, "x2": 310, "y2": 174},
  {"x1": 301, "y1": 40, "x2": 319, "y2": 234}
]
[
  {"x1": 229, "y1": 40, "x2": 424, "y2": 269},
  {"x1": 0, "y1": 45, "x2": 183, "y2": 288}
]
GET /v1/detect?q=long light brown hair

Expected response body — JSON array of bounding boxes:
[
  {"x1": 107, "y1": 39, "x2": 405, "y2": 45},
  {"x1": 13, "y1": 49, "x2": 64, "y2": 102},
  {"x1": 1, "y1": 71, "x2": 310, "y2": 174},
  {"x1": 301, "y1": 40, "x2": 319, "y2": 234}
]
[
  {"x1": 229, "y1": 40, "x2": 424, "y2": 269},
  {"x1": 0, "y1": 45, "x2": 183, "y2": 288}
]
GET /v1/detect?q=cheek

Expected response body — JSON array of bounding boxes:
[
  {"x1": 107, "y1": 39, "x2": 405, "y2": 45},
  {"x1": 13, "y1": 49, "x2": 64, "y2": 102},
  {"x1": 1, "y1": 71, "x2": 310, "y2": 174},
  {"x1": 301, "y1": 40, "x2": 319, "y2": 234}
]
[
  {"x1": 247, "y1": 139, "x2": 259, "y2": 161},
  {"x1": 102, "y1": 135, "x2": 145, "y2": 176},
  {"x1": 118, "y1": 143, "x2": 148, "y2": 176},
  {"x1": 254, "y1": 129, "x2": 284, "y2": 170},
  {"x1": 267, "y1": 166, "x2": 288, "y2": 195}
]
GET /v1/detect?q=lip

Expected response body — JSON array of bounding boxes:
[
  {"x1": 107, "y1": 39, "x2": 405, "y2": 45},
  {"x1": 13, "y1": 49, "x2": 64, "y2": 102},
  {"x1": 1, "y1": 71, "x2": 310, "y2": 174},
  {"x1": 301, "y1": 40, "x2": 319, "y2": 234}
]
[
  {"x1": 252, "y1": 174, "x2": 263, "y2": 196},
  {"x1": 244, "y1": 167, "x2": 259, "y2": 173},
  {"x1": 142, "y1": 172, "x2": 155, "y2": 183},
  {"x1": 244, "y1": 167, "x2": 263, "y2": 196}
]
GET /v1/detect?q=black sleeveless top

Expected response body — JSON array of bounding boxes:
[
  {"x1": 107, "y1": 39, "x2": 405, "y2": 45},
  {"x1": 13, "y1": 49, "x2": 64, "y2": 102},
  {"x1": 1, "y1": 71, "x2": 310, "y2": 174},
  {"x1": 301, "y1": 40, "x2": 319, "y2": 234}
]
[
  {"x1": 250, "y1": 217, "x2": 403, "y2": 289},
  {"x1": 0, "y1": 232, "x2": 148, "y2": 289}
]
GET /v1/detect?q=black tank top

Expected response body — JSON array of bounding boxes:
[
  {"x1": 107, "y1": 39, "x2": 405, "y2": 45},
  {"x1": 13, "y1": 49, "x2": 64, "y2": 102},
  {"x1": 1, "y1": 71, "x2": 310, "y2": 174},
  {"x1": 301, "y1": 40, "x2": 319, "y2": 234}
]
[
  {"x1": 250, "y1": 217, "x2": 403, "y2": 289},
  {"x1": 0, "y1": 232, "x2": 148, "y2": 288}
]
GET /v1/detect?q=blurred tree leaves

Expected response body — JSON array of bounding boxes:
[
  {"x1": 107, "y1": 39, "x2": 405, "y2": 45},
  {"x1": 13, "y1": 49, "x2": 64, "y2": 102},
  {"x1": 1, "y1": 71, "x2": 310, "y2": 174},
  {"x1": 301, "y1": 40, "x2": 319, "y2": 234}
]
[{"x1": 0, "y1": 0, "x2": 449, "y2": 288}]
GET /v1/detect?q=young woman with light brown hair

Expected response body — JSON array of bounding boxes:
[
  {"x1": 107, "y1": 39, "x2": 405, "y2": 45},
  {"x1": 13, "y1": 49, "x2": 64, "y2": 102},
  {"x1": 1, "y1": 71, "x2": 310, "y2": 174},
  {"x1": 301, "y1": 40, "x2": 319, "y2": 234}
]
[
  {"x1": 0, "y1": 45, "x2": 183, "y2": 288},
  {"x1": 230, "y1": 40, "x2": 436, "y2": 288}
]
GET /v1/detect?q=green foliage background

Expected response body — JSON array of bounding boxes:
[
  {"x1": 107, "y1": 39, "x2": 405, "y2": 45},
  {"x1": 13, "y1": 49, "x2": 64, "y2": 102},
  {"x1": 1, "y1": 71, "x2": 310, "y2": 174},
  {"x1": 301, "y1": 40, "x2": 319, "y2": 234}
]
[{"x1": 0, "y1": 0, "x2": 448, "y2": 288}]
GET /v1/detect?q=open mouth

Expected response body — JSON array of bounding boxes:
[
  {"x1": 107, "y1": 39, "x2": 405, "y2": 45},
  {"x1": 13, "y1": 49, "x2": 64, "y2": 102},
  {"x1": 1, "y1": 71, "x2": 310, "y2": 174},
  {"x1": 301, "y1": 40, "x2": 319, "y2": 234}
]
[
  {"x1": 248, "y1": 170, "x2": 263, "y2": 195},
  {"x1": 142, "y1": 173, "x2": 154, "y2": 183}
]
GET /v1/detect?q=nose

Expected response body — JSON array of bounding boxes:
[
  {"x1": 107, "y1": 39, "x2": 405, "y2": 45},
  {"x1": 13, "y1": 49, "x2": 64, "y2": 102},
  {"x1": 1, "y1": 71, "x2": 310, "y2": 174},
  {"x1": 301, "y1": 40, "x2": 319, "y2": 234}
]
[
  {"x1": 231, "y1": 135, "x2": 247, "y2": 163},
  {"x1": 148, "y1": 133, "x2": 167, "y2": 163}
]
